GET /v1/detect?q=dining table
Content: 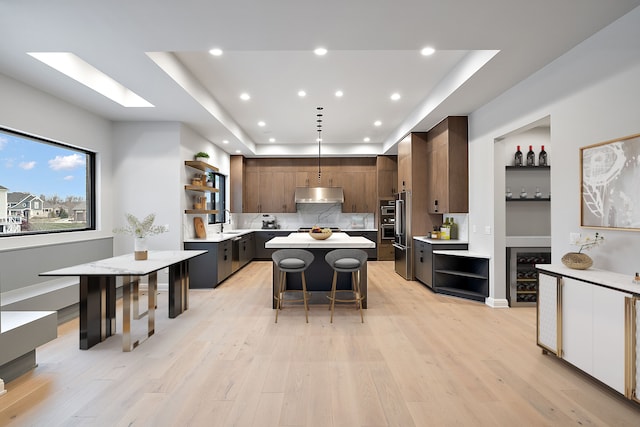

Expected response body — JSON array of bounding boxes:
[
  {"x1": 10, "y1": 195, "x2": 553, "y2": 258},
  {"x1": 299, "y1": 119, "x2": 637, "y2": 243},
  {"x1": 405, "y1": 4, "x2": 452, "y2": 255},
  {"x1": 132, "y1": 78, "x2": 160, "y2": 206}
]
[{"x1": 40, "y1": 250, "x2": 206, "y2": 351}]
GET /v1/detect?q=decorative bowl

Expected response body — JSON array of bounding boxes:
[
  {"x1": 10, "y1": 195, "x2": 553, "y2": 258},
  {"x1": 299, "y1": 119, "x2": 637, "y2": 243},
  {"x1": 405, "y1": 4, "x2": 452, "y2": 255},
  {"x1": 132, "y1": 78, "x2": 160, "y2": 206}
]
[{"x1": 309, "y1": 230, "x2": 332, "y2": 240}]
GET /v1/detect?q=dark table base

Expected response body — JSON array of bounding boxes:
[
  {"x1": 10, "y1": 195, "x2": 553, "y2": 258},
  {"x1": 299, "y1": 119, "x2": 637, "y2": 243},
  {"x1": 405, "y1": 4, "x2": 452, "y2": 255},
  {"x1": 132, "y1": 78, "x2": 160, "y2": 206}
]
[{"x1": 271, "y1": 248, "x2": 368, "y2": 309}]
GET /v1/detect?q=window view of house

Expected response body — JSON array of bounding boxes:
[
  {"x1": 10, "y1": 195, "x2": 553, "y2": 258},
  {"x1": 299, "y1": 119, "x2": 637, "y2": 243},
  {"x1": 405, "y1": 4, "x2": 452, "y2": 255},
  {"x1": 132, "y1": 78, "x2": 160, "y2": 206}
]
[{"x1": 0, "y1": 127, "x2": 94, "y2": 236}]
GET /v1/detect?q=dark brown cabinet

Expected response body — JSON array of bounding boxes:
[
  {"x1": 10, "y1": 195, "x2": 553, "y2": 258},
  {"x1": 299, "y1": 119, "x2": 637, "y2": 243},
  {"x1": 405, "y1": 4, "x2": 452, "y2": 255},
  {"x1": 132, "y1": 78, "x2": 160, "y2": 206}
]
[{"x1": 426, "y1": 116, "x2": 468, "y2": 214}]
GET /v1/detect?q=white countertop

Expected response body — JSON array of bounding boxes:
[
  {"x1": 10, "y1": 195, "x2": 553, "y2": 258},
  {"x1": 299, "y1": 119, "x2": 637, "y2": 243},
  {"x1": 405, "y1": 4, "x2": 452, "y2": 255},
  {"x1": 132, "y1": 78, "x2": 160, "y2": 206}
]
[
  {"x1": 536, "y1": 264, "x2": 640, "y2": 295},
  {"x1": 40, "y1": 250, "x2": 207, "y2": 277},
  {"x1": 265, "y1": 232, "x2": 375, "y2": 249},
  {"x1": 432, "y1": 249, "x2": 491, "y2": 259},
  {"x1": 183, "y1": 228, "x2": 377, "y2": 243},
  {"x1": 414, "y1": 237, "x2": 468, "y2": 244}
]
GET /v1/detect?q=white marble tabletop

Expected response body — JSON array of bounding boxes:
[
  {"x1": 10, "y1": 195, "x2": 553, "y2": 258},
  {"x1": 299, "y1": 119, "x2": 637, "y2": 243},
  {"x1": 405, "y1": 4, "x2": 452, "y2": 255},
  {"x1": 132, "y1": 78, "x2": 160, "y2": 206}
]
[
  {"x1": 39, "y1": 250, "x2": 207, "y2": 277},
  {"x1": 265, "y1": 232, "x2": 375, "y2": 249},
  {"x1": 536, "y1": 263, "x2": 640, "y2": 295}
]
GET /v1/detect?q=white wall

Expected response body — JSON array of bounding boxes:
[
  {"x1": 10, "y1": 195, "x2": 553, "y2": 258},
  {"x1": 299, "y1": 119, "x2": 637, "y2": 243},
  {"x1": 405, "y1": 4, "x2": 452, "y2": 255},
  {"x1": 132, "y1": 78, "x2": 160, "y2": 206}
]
[
  {"x1": 111, "y1": 122, "x2": 182, "y2": 256},
  {"x1": 469, "y1": 6, "x2": 640, "y2": 305},
  {"x1": 0, "y1": 74, "x2": 114, "y2": 251}
]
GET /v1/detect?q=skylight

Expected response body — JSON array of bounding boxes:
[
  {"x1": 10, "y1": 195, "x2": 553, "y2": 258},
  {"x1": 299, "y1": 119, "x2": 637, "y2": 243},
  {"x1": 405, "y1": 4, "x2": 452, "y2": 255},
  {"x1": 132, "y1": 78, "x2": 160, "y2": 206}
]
[{"x1": 27, "y1": 52, "x2": 153, "y2": 108}]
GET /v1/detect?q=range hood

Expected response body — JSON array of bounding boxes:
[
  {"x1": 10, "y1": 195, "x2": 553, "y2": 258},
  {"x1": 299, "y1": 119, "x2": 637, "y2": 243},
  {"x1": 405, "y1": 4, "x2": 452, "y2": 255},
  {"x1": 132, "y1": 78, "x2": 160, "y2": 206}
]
[{"x1": 295, "y1": 187, "x2": 344, "y2": 204}]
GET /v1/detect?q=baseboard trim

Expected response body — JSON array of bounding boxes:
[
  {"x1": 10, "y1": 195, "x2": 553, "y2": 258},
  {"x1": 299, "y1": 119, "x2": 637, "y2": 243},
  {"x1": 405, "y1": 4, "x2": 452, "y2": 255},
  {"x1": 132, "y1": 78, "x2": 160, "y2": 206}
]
[{"x1": 485, "y1": 297, "x2": 509, "y2": 308}]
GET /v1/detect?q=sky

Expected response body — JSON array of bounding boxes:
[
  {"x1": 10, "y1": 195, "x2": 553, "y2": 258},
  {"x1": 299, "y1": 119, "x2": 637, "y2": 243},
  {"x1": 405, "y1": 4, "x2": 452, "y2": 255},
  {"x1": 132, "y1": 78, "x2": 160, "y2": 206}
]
[{"x1": 0, "y1": 130, "x2": 87, "y2": 199}]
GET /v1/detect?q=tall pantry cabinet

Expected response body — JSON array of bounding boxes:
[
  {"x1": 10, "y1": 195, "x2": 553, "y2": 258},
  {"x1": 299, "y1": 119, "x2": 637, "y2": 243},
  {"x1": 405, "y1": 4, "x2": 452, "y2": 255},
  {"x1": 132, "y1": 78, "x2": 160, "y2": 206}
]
[{"x1": 426, "y1": 116, "x2": 468, "y2": 214}]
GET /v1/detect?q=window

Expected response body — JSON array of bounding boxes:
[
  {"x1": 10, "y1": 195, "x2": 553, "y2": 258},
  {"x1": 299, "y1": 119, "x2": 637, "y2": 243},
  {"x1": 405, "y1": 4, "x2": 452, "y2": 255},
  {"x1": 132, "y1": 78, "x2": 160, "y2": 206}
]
[
  {"x1": 0, "y1": 127, "x2": 95, "y2": 236},
  {"x1": 209, "y1": 172, "x2": 226, "y2": 224}
]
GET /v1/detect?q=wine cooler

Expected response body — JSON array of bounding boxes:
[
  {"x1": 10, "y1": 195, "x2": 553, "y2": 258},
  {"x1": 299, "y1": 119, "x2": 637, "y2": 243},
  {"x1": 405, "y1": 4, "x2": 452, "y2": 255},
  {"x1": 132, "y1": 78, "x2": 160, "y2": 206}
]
[{"x1": 507, "y1": 247, "x2": 551, "y2": 306}]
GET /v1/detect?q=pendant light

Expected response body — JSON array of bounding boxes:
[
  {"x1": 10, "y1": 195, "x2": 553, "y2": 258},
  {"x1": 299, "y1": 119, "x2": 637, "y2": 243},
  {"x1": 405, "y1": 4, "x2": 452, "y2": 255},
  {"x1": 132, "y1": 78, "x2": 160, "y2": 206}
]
[{"x1": 316, "y1": 106, "x2": 323, "y2": 182}]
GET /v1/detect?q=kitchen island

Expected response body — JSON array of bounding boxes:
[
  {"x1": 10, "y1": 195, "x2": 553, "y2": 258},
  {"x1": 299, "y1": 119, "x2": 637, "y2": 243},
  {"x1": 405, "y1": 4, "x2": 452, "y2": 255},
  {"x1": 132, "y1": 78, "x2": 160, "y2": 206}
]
[{"x1": 265, "y1": 232, "x2": 375, "y2": 308}]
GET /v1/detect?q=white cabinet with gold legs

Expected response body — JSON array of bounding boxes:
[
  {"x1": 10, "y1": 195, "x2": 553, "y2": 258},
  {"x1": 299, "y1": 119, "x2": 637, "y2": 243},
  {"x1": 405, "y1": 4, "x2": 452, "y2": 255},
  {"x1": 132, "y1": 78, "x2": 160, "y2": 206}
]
[{"x1": 536, "y1": 264, "x2": 640, "y2": 405}]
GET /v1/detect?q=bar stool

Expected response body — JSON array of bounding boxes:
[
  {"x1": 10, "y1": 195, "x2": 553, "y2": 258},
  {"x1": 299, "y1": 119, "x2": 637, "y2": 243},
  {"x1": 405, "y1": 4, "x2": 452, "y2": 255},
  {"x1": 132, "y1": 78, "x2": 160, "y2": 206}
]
[
  {"x1": 325, "y1": 249, "x2": 368, "y2": 323},
  {"x1": 272, "y1": 249, "x2": 314, "y2": 323}
]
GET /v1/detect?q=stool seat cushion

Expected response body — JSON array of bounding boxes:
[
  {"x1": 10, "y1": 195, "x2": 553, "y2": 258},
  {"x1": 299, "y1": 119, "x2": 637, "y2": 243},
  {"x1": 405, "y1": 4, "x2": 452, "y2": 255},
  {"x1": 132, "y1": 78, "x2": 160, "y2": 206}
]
[
  {"x1": 333, "y1": 257, "x2": 361, "y2": 270},
  {"x1": 279, "y1": 257, "x2": 306, "y2": 269}
]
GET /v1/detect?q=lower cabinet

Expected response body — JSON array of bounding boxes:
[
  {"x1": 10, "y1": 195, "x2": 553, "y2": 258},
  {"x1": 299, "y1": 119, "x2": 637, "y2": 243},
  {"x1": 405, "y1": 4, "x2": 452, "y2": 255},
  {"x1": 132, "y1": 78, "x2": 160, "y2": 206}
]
[
  {"x1": 536, "y1": 267, "x2": 639, "y2": 402},
  {"x1": 431, "y1": 251, "x2": 489, "y2": 302},
  {"x1": 184, "y1": 237, "x2": 245, "y2": 288},
  {"x1": 217, "y1": 240, "x2": 232, "y2": 283},
  {"x1": 414, "y1": 239, "x2": 468, "y2": 288},
  {"x1": 345, "y1": 231, "x2": 377, "y2": 260},
  {"x1": 562, "y1": 277, "x2": 629, "y2": 395},
  {"x1": 254, "y1": 231, "x2": 291, "y2": 260},
  {"x1": 239, "y1": 233, "x2": 255, "y2": 268}
]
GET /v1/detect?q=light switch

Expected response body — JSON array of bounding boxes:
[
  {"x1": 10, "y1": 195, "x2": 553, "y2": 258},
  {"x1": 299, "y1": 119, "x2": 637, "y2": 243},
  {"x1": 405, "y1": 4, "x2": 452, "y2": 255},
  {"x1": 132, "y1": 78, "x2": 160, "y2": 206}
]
[{"x1": 484, "y1": 225, "x2": 491, "y2": 235}]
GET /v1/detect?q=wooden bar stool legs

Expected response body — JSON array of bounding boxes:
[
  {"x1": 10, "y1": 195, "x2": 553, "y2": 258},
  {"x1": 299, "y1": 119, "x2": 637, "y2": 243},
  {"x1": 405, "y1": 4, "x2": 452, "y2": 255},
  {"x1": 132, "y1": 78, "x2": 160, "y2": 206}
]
[
  {"x1": 272, "y1": 249, "x2": 314, "y2": 323},
  {"x1": 325, "y1": 249, "x2": 368, "y2": 323}
]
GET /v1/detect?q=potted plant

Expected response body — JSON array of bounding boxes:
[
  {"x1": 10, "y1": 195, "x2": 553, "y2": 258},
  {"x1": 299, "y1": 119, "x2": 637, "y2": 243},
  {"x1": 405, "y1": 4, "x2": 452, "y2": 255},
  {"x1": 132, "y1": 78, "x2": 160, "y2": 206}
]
[
  {"x1": 113, "y1": 213, "x2": 168, "y2": 260},
  {"x1": 195, "y1": 152, "x2": 210, "y2": 163},
  {"x1": 561, "y1": 232, "x2": 604, "y2": 270}
]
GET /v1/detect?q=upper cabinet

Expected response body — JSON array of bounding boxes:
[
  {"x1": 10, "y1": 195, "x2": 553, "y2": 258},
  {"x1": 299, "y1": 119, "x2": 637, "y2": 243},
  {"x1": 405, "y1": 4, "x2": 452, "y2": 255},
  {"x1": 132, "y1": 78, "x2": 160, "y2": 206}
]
[
  {"x1": 426, "y1": 116, "x2": 468, "y2": 214},
  {"x1": 230, "y1": 156, "x2": 376, "y2": 214},
  {"x1": 376, "y1": 155, "x2": 398, "y2": 197}
]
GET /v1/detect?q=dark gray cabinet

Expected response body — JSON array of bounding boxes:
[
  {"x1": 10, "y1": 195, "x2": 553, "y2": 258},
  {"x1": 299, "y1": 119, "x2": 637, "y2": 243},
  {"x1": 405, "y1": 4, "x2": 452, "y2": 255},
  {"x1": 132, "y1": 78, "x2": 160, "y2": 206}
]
[
  {"x1": 239, "y1": 233, "x2": 255, "y2": 268},
  {"x1": 254, "y1": 230, "x2": 290, "y2": 260},
  {"x1": 184, "y1": 236, "x2": 248, "y2": 288},
  {"x1": 217, "y1": 239, "x2": 232, "y2": 283},
  {"x1": 184, "y1": 241, "x2": 220, "y2": 288},
  {"x1": 413, "y1": 239, "x2": 468, "y2": 288},
  {"x1": 344, "y1": 231, "x2": 377, "y2": 260},
  {"x1": 433, "y1": 252, "x2": 489, "y2": 302}
]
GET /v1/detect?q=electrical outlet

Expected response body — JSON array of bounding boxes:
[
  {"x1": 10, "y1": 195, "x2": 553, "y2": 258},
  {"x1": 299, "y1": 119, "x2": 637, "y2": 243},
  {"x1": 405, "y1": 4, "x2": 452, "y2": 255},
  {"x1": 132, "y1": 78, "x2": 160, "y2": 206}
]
[
  {"x1": 484, "y1": 225, "x2": 491, "y2": 235},
  {"x1": 472, "y1": 224, "x2": 477, "y2": 233},
  {"x1": 164, "y1": 224, "x2": 170, "y2": 232},
  {"x1": 569, "y1": 232, "x2": 581, "y2": 244}
]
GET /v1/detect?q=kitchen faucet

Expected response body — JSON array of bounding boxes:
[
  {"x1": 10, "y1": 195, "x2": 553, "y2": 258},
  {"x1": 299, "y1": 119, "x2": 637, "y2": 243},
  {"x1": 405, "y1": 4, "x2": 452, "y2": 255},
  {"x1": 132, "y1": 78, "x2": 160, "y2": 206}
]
[{"x1": 222, "y1": 209, "x2": 231, "y2": 232}]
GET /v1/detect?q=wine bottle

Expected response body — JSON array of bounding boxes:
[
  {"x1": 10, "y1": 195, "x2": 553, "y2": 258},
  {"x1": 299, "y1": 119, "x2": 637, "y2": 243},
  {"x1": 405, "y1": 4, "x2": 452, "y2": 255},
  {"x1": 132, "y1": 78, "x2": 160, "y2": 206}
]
[
  {"x1": 539, "y1": 145, "x2": 548, "y2": 166},
  {"x1": 514, "y1": 145, "x2": 523, "y2": 167},
  {"x1": 526, "y1": 145, "x2": 535, "y2": 166}
]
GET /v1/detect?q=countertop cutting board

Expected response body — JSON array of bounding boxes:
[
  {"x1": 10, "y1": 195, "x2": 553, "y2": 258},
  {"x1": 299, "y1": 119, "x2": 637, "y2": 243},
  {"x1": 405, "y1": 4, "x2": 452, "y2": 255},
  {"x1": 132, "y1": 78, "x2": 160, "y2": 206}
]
[{"x1": 194, "y1": 217, "x2": 206, "y2": 238}]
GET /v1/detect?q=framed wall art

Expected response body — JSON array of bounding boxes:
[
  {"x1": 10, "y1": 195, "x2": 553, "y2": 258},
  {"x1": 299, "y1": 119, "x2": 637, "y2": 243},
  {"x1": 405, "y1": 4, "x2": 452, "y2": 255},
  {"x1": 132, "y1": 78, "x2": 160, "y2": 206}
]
[{"x1": 581, "y1": 132, "x2": 640, "y2": 230}]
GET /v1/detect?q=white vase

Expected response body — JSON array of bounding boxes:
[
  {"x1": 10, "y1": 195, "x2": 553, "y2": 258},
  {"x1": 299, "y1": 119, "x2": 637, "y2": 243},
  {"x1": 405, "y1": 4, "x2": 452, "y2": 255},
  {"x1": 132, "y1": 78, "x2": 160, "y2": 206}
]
[
  {"x1": 134, "y1": 237, "x2": 148, "y2": 260},
  {"x1": 195, "y1": 156, "x2": 209, "y2": 163}
]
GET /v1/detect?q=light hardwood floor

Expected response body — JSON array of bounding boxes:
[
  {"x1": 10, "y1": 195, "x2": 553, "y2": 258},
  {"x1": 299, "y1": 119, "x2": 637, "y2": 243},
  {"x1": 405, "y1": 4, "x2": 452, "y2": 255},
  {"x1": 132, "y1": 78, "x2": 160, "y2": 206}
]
[{"x1": 1, "y1": 261, "x2": 639, "y2": 426}]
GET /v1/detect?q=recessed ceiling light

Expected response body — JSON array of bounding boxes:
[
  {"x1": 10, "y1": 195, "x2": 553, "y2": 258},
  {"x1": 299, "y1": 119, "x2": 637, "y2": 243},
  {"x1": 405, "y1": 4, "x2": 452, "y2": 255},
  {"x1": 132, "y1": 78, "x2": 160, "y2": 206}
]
[
  {"x1": 222, "y1": 140, "x2": 229, "y2": 144},
  {"x1": 209, "y1": 48, "x2": 223, "y2": 56},
  {"x1": 240, "y1": 92, "x2": 250, "y2": 101},
  {"x1": 27, "y1": 52, "x2": 153, "y2": 107},
  {"x1": 421, "y1": 46, "x2": 435, "y2": 56},
  {"x1": 314, "y1": 47, "x2": 328, "y2": 56},
  {"x1": 363, "y1": 137, "x2": 371, "y2": 142},
  {"x1": 298, "y1": 90, "x2": 306, "y2": 97},
  {"x1": 269, "y1": 137, "x2": 276, "y2": 143},
  {"x1": 390, "y1": 93, "x2": 401, "y2": 101},
  {"x1": 235, "y1": 150, "x2": 242, "y2": 153},
  {"x1": 258, "y1": 121, "x2": 266, "y2": 127},
  {"x1": 374, "y1": 120, "x2": 382, "y2": 127},
  {"x1": 335, "y1": 90, "x2": 343, "y2": 97}
]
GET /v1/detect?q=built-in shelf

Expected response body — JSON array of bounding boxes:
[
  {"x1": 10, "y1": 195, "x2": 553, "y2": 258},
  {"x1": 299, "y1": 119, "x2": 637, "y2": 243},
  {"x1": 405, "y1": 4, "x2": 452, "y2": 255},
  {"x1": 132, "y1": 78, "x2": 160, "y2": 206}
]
[
  {"x1": 434, "y1": 269, "x2": 487, "y2": 280},
  {"x1": 184, "y1": 160, "x2": 219, "y2": 172},
  {"x1": 505, "y1": 165, "x2": 550, "y2": 170},
  {"x1": 506, "y1": 197, "x2": 551, "y2": 202},
  {"x1": 184, "y1": 185, "x2": 220, "y2": 193},
  {"x1": 436, "y1": 287, "x2": 487, "y2": 301},
  {"x1": 184, "y1": 209, "x2": 219, "y2": 215},
  {"x1": 432, "y1": 252, "x2": 489, "y2": 303}
]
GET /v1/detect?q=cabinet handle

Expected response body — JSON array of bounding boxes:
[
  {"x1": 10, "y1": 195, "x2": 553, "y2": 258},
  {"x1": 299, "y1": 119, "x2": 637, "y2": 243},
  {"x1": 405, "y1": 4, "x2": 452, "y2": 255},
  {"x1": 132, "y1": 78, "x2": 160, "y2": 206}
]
[{"x1": 434, "y1": 199, "x2": 438, "y2": 212}]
